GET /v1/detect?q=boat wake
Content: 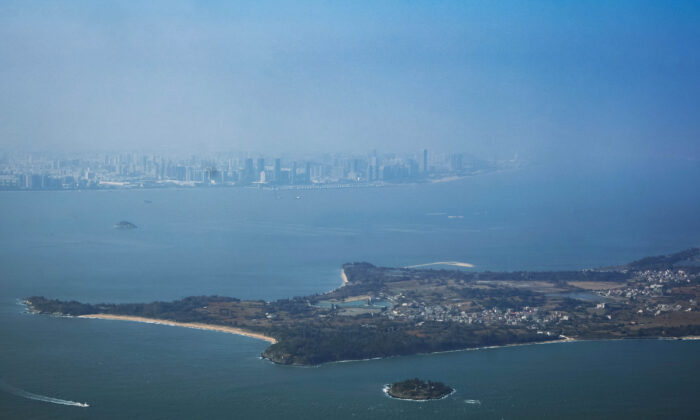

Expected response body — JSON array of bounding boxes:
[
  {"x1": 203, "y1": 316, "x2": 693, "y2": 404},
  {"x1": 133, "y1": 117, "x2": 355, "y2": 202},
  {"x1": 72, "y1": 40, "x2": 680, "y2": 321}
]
[
  {"x1": 464, "y1": 399, "x2": 481, "y2": 405},
  {"x1": 0, "y1": 380, "x2": 89, "y2": 408}
]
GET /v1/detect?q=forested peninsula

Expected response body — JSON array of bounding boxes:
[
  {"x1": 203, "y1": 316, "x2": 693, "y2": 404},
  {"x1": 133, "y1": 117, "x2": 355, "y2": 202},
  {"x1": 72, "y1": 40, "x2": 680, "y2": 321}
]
[{"x1": 27, "y1": 249, "x2": 700, "y2": 365}]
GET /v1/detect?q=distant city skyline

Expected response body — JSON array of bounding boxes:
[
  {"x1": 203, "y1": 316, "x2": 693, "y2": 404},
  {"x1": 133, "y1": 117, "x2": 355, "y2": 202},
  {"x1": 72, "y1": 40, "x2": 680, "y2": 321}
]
[{"x1": 0, "y1": 148, "x2": 518, "y2": 190}]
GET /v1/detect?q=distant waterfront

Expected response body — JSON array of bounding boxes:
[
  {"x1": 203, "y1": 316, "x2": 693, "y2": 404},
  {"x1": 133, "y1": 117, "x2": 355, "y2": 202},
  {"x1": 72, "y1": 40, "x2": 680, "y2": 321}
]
[{"x1": 0, "y1": 149, "x2": 515, "y2": 191}]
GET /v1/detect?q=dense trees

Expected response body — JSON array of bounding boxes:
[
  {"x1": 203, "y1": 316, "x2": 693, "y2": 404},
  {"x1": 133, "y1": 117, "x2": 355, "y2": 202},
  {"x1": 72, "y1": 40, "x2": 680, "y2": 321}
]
[
  {"x1": 26, "y1": 295, "x2": 240, "y2": 322},
  {"x1": 387, "y1": 378, "x2": 453, "y2": 400},
  {"x1": 627, "y1": 248, "x2": 700, "y2": 270},
  {"x1": 261, "y1": 322, "x2": 554, "y2": 365}
]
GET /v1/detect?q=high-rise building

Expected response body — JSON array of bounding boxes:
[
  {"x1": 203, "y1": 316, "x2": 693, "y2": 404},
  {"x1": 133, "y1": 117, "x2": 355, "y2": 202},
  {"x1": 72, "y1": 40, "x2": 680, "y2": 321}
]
[
  {"x1": 257, "y1": 158, "x2": 265, "y2": 175},
  {"x1": 274, "y1": 158, "x2": 281, "y2": 183},
  {"x1": 450, "y1": 153, "x2": 463, "y2": 172},
  {"x1": 244, "y1": 158, "x2": 254, "y2": 182},
  {"x1": 370, "y1": 156, "x2": 378, "y2": 181},
  {"x1": 423, "y1": 149, "x2": 428, "y2": 173},
  {"x1": 408, "y1": 159, "x2": 419, "y2": 179},
  {"x1": 291, "y1": 161, "x2": 297, "y2": 185},
  {"x1": 175, "y1": 166, "x2": 187, "y2": 181},
  {"x1": 30, "y1": 174, "x2": 43, "y2": 190}
]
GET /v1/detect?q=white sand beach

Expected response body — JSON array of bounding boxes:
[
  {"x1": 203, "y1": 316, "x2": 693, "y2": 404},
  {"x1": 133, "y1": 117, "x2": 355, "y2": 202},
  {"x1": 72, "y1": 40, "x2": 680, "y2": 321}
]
[{"x1": 78, "y1": 314, "x2": 277, "y2": 343}]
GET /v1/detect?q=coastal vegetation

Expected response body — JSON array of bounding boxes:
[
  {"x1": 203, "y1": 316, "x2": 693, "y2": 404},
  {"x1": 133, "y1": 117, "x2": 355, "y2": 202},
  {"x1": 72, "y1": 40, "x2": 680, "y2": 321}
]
[{"x1": 26, "y1": 248, "x2": 700, "y2": 366}]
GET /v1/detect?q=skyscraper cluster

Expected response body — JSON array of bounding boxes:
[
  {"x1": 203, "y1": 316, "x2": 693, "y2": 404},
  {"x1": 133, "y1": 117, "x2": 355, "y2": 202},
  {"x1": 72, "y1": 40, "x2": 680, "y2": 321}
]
[{"x1": 0, "y1": 149, "x2": 494, "y2": 190}]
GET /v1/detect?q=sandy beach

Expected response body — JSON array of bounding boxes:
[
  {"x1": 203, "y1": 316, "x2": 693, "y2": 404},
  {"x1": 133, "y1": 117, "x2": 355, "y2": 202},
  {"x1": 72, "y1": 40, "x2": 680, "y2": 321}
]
[{"x1": 78, "y1": 314, "x2": 277, "y2": 343}]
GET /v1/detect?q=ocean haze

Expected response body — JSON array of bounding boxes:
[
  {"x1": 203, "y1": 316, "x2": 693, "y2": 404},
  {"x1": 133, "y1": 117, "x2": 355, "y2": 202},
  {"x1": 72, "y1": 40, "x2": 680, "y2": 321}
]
[
  {"x1": 1, "y1": 1, "x2": 699, "y2": 159},
  {"x1": 2, "y1": 2, "x2": 700, "y2": 418}
]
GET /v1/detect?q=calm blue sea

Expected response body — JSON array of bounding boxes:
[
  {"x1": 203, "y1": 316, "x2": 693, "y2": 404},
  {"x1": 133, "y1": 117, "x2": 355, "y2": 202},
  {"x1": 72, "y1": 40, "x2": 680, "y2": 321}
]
[{"x1": 1, "y1": 157, "x2": 699, "y2": 419}]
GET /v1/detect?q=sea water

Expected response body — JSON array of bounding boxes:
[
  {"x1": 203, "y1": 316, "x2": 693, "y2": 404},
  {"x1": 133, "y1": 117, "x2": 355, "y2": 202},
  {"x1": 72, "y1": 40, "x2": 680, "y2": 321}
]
[{"x1": 1, "y1": 157, "x2": 698, "y2": 419}]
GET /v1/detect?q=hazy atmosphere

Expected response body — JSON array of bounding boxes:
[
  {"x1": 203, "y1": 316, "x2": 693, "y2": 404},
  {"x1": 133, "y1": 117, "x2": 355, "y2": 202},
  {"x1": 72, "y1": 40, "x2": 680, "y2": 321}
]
[
  {"x1": 2, "y1": 2, "x2": 699, "y2": 419},
  {"x1": 2, "y1": 0, "x2": 699, "y2": 158}
]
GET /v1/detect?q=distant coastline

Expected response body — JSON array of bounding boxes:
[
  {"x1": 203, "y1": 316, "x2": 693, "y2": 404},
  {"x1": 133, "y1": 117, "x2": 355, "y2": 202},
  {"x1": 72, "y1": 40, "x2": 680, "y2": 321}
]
[{"x1": 0, "y1": 162, "x2": 524, "y2": 193}]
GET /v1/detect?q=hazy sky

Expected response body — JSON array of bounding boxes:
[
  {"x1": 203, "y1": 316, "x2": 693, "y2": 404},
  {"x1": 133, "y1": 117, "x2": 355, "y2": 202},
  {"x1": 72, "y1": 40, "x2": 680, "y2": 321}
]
[{"x1": 1, "y1": 1, "x2": 699, "y2": 159}]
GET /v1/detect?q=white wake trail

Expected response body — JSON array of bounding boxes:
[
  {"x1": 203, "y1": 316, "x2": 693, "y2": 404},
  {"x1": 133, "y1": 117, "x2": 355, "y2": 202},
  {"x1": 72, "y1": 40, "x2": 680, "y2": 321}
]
[{"x1": 0, "y1": 380, "x2": 89, "y2": 408}]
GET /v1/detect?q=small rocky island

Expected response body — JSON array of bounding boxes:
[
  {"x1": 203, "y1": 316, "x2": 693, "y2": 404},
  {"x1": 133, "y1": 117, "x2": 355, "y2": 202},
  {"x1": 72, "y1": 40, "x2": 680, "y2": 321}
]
[
  {"x1": 385, "y1": 378, "x2": 454, "y2": 401},
  {"x1": 114, "y1": 221, "x2": 137, "y2": 230}
]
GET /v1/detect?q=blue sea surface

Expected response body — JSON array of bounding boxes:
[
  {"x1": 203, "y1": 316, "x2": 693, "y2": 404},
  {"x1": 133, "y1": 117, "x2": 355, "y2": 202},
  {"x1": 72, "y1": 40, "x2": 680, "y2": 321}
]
[{"x1": 1, "y1": 157, "x2": 699, "y2": 419}]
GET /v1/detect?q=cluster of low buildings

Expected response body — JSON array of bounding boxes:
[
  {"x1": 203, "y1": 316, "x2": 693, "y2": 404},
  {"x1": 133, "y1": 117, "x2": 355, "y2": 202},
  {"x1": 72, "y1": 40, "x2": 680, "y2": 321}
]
[
  {"x1": 382, "y1": 297, "x2": 569, "y2": 331},
  {"x1": 597, "y1": 283, "x2": 664, "y2": 299},
  {"x1": 596, "y1": 269, "x2": 697, "y2": 300},
  {"x1": 634, "y1": 269, "x2": 694, "y2": 285},
  {"x1": 347, "y1": 267, "x2": 698, "y2": 330},
  {"x1": 636, "y1": 300, "x2": 696, "y2": 317}
]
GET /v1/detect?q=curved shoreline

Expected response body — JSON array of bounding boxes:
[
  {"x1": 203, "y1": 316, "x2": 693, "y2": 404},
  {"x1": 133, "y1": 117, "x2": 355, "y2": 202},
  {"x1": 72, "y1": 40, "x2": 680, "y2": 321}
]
[
  {"x1": 405, "y1": 261, "x2": 474, "y2": 269},
  {"x1": 382, "y1": 384, "x2": 456, "y2": 402},
  {"x1": 78, "y1": 314, "x2": 277, "y2": 343},
  {"x1": 264, "y1": 335, "x2": 700, "y2": 367},
  {"x1": 22, "y1": 301, "x2": 699, "y2": 366}
]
